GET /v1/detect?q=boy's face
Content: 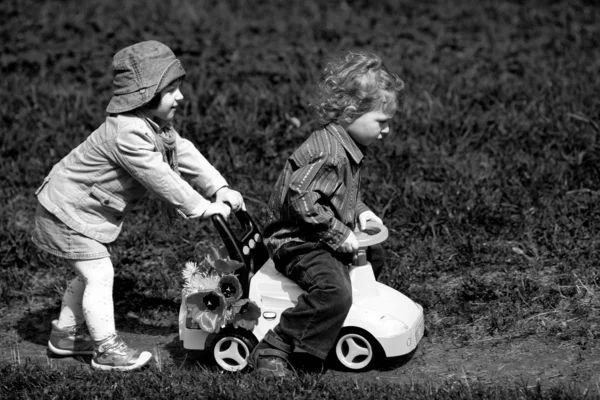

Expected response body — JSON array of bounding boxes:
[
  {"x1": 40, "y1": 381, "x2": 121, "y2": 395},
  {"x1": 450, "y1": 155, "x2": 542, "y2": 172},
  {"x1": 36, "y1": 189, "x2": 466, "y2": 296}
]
[
  {"x1": 342, "y1": 100, "x2": 397, "y2": 147},
  {"x1": 148, "y1": 80, "x2": 183, "y2": 122}
]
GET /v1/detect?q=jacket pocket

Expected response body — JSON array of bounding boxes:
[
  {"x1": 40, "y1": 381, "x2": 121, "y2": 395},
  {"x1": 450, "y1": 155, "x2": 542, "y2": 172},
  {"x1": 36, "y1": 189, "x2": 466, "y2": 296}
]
[{"x1": 90, "y1": 184, "x2": 126, "y2": 213}]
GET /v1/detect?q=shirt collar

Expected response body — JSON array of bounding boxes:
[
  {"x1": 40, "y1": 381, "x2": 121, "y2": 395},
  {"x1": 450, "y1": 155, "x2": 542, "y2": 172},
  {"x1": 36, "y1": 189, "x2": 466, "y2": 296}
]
[
  {"x1": 132, "y1": 110, "x2": 173, "y2": 133},
  {"x1": 325, "y1": 123, "x2": 365, "y2": 164}
]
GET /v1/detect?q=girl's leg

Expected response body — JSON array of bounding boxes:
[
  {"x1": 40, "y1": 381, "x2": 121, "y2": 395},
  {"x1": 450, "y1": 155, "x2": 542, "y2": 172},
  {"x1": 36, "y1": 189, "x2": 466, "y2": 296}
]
[
  {"x1": 70, "y1": 257, "x2": 152, "y2": 371},
  {"x1": 57, "y1": 275, "x2": 86, "y2": 327},
  {"x1": 69, "y1": 257, "x2": 116, "y2": 342},
  {"x1": 48, "y1": 272, "x2": 96, "y2": 356}
]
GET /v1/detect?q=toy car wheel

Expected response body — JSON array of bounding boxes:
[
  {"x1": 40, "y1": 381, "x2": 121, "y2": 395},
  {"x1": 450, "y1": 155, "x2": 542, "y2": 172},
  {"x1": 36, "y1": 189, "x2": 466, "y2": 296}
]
[
  {"x1": 209, "y1": 329, "x2": 258, "y2": 372},
  {"x1": 330, "y1": 328, "x2": 382, "y2": 371}
]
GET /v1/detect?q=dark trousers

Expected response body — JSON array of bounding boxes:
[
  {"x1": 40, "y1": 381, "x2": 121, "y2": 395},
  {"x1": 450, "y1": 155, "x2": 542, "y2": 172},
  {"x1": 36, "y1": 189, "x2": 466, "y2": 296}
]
[{"x1": 270, "y1": 242, "x2": 386, "y2": 359}]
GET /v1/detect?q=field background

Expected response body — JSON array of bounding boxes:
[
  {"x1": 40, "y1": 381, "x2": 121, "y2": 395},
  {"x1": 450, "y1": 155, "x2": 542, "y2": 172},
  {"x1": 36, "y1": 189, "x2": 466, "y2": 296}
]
[{"x1": 1, "y1": 0, "x2": 599, "y2": 398}]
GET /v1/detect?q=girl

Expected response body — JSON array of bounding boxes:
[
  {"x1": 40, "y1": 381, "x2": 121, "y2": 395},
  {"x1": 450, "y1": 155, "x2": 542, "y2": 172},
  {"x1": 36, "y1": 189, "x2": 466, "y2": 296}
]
[{"x1": 32, "y1": 40, "x2": 244, "y2": 371}]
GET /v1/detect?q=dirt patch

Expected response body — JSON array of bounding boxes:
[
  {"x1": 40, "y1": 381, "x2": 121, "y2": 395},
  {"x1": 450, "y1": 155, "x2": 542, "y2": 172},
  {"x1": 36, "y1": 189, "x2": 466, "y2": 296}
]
[
  {"x1": 385, "y1": 337, "x2": 599, "y2": 391},
  {"x1": 1, "y1": 302, "x2": 598, "y2": 395}
]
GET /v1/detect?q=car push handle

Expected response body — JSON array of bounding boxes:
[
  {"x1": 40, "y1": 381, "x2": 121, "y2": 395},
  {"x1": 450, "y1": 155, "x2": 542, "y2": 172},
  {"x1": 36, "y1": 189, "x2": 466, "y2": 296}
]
[
  {"x1": 210, "y1": 210, "x2": 259, "y2": 263},
  {"x1": 352, "y1": 221, "x2": 389, "y2": 266},
  {"x1": 210, "y1": 210, "x2": 268, "y2": 297}
]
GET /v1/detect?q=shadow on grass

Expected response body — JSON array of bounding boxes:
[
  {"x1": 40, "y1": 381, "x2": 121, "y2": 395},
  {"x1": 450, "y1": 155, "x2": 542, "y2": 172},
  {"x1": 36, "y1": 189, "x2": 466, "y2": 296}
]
[
  {"x1": 14, "y1": 299, "x2": 179, "y2": 343},
  {"x1": 12, "y1": 275, "x2": 183, "y2": 355},
  {"x1": 12, "y1": 304, "x2": 419, "y2": 376},
  {"x1": 159, "y1": 334, "x2": 333, "y2": 373},
  {"x1": 160, "y1": 336, "x2": 215, "y2": 370},
  {"x1": 375, "y1": 348, "x2": 418, "y2": 371},
  {"x1": 12, "y1": 271, "x2": 419, "y2": 375},
  {"x1": 14, "y1": 305, "x2": 61, "y2": 348}
]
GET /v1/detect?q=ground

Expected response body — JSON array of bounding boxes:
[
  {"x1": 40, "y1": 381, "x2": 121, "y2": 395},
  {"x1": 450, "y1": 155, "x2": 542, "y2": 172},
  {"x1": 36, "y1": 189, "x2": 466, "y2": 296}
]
[{"x1": 1, "y1": 301, "x2": 598, "y2": 396}]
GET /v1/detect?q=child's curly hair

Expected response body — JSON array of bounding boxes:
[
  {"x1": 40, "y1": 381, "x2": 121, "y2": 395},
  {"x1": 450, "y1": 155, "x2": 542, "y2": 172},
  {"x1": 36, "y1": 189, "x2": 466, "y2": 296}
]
[{"x1": 310, "y1": 52, "x2": 405, "y2": 126}]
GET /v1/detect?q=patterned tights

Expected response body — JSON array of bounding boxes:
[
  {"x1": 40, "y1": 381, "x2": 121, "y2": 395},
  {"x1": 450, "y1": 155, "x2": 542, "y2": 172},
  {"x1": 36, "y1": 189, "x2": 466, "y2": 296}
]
[{"x1": 57, "y1": 257, "x2": 116, "y2": 342}]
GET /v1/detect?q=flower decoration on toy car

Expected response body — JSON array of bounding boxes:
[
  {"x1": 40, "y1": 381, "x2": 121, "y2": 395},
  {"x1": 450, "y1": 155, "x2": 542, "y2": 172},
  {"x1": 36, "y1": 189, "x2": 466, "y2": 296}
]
[
  {"x1": 217, "y1": 275, "x2": 243, "y2": 302},
  {"x1": 182, "y1": 246, "x2": 260, "y2": 333},
  {"x1": 231, "y1": 298, "x2": 261, "y2": 330},
  {"x1": 186, "y1": 290, "x2": 227, "y2": 333}
]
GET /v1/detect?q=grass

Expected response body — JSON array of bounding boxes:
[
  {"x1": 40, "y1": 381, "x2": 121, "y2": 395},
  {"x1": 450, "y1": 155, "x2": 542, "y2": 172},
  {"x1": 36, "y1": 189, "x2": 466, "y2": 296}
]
[
  {"x1": 0, "y1": 362, "x2": 586, "y2": 400},
  {"x1": 1, "y1": 0, "x2": 600, "y2": 397}
]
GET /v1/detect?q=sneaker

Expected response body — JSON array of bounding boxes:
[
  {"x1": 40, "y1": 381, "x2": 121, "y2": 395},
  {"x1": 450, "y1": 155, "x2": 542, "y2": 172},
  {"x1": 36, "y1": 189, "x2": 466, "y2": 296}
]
[
  {"x1": 91, "y1": 335, "x2": 152, "y2": 371},
  {"x1": 249, "y1": 332, "x2": 294, "y2": 378},
  {"x1": 48, "y1": 320, "x2": 94, "y2": 356},
  {"x1": 250, "y1": 349, "x2": 293, "y2": 377}
]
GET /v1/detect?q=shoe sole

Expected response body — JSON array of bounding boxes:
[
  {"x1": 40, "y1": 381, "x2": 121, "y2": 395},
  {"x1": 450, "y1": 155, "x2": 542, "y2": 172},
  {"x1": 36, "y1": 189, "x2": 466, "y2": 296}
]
[
  {"x1": 249, "y1": 357, "x2": 293, "y2": 378},
  {"x1": 256, "y1": 368, "x2": 291, "y2": 378},
  {"x1": 48, "y1": 341, "x2": 94, "y2": 356},
  {"x1": 91, "y1": 351, "x2": 153, "y2": 371}
]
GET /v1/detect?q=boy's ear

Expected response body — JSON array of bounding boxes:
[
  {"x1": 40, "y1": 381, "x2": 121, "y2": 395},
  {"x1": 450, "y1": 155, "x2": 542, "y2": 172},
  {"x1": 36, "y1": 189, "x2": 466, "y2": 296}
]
[{"x1": 339, "y1": 106, "x2": 356, "y2": 125}]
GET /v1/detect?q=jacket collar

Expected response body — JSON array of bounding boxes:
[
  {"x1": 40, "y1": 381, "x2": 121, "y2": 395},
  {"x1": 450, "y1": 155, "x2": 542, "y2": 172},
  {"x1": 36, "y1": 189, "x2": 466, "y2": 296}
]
[
  {"x1": 325, "y1": 123, "x2": 364, "y2": 164},
  {"x1": 132, "y1": 110, "x2": 173, "y2": 133}
]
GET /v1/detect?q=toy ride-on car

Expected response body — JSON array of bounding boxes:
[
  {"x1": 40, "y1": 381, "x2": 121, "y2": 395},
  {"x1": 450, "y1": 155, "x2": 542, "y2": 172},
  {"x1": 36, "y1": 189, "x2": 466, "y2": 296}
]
[{"x1": 179, "y1": 211, "x2": 425, "y2": 372}]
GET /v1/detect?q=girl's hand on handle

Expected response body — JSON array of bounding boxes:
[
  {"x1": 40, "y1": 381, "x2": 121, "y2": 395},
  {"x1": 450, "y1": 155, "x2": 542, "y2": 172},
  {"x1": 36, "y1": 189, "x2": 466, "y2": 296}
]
[
  {"x1": 199, "y1": 202, "x2": 232, "y2": 220},
  {"x1": 339, "y1": 231, "x2": 359, "y2": 253},
  {"x1": 215, "y1": 187, "x2": 246, "y2": 212}
]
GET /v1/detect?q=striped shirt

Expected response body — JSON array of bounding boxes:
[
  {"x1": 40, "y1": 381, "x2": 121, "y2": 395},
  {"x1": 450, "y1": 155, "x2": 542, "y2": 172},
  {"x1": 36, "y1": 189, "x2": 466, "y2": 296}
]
[{"x1": 263, "y1": 123, "x2": 371, "y2": 255}]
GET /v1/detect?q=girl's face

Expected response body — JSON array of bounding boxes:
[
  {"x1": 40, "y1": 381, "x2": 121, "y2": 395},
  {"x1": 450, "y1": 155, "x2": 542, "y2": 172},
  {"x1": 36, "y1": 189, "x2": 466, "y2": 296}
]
[
  {"x1": 148, "y1": 80, "x2": 183, "y2": 123},
  {"x1": 341, "y1": 95, "x2": 397, "y2": 147}
]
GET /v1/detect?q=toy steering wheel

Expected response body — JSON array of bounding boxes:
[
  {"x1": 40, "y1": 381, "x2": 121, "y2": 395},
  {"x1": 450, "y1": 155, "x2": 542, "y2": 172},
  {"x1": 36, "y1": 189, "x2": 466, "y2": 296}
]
[{"x1": 355, "y1": 221, "x2": 388, "y2": 248}]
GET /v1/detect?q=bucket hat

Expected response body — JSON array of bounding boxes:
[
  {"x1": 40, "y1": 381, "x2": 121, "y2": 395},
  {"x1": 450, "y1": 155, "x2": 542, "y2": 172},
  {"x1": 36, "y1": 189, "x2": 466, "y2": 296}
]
[{"x1": 106, "y1": 40, "x2": 186, "y2": 114}]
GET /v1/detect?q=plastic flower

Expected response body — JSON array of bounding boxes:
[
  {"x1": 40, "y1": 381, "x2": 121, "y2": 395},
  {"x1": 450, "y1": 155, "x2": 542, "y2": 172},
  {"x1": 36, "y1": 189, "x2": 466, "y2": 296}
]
[
  {"x1": 208, "y1": 245, "x2": 229, "y2": 261},
  {"x1": 182, "y1": 242, "x2": 261, "y2": 333},
  {"x1": 188, "y1": 273, "x2": 220, "y2": 291},
  {"x1": 186, "y1": 290, "x2": 227, "y2": 333},
  {"x1": 182, "y1": 261, "x2": 198, "y2": 284},
  {"x1": 231, "y1": 299, "x2": 261, "y2": 330},
  {"x1": 205, "y1": 246, "x2": 245, "y2": 274},
  {"x1": 214, "y1": 258, "x2": 244, "y2": 273},
  {"x1": 218, "y1": 275, "x2": 243, "y2": 303}
]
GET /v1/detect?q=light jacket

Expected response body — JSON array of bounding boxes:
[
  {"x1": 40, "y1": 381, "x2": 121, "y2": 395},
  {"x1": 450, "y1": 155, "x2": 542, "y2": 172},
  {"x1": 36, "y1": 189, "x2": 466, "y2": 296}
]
[{"x1": 36, "y1": 112, "x2": 228, "y2": 243}]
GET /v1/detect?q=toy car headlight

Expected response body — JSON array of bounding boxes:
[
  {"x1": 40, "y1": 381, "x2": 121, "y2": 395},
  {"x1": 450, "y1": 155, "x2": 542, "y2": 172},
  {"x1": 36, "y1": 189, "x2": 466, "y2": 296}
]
[{"x1": 380, "y1": 315, "x2": 408, "y2": 333}]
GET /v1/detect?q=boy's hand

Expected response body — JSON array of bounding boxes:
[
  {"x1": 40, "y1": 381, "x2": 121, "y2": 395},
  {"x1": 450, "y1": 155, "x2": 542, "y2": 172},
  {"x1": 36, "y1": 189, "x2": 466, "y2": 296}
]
[
  {"x1": 339, "y1": 231, "x2": 359, "y2": 253},
  {"x1": 199, "y1": 202, "x2": 231, "y2": 220},
  {"x1": 215, "y1": 187, "x2": 246, "y2": 212},
  {"x1": 358, "y1": 211, "x2": 383, "y2": 231}
]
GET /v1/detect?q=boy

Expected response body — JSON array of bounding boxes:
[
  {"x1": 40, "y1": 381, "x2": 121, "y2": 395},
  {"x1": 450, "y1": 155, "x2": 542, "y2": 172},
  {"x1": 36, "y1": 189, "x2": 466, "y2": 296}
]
[{"x1": 249, "y1": 51, "x2": 405, "y2": 377}]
